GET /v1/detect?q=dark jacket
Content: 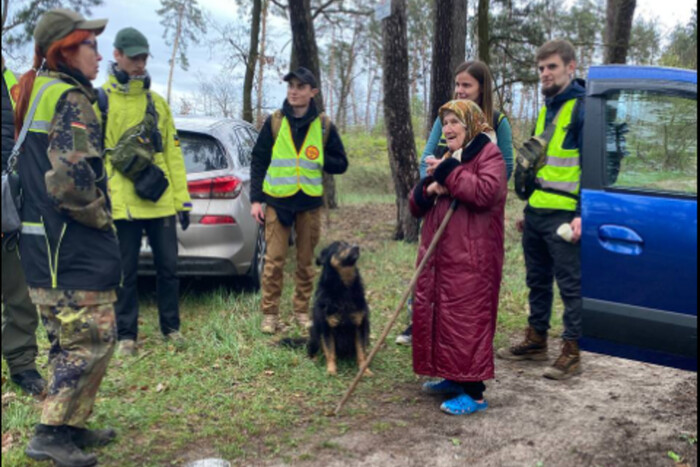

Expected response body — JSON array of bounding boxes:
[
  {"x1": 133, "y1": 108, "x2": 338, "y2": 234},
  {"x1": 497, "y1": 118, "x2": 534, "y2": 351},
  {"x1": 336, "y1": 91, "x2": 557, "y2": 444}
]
[
  {"x1": 409, "y1": 134, "x2": 507, "y2": 382},
  {"x1": 528, "y1": 78, "x2": 586, "y2": 216},
  {"x1": 18, "y1": 67, "x2": 121, "y2": 291},
  {"x1": 250, "y1": 99, "x2": 348, "y2": 217},
  {"x1": 2, "y1": 65, "x2": 15, "y2": 172}
]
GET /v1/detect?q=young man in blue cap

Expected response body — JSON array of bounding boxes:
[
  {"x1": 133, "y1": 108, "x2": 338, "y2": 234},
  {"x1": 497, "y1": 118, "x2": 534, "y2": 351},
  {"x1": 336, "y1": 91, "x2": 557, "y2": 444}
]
[{"x1": 250, "y1": 67, "x2": 348, "y2": 334}]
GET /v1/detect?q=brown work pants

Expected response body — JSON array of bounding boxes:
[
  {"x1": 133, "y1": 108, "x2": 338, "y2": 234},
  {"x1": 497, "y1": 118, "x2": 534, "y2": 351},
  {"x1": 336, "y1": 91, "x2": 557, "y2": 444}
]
[{"x1": 261, "y1": 206, "x2": 321, "y2": 318}]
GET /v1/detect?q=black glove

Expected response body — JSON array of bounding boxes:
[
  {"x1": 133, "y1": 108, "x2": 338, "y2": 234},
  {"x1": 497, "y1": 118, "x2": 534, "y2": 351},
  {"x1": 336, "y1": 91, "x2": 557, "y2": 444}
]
[{"x1": 178, "y1": 211, "x2": 190, "y2": 231}]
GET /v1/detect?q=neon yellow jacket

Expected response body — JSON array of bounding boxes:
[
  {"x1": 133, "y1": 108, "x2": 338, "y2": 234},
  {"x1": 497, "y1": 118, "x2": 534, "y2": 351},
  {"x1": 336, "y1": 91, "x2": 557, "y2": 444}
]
[{"x1": 100, "y1": 73, "x2": 191, "y2": 220}]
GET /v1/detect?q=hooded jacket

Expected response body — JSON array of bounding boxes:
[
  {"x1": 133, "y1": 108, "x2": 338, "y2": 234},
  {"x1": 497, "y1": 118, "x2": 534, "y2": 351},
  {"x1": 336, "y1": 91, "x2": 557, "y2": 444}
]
[
  {"x1": 409, "y1": 133, "x2": 507, "y2": 382},
  {"x1": 250, "y1": 98, "x2": 347, "y2": 218},
  {"x1": 100, "y1": 66, "x2": 192, "y2": 220}
]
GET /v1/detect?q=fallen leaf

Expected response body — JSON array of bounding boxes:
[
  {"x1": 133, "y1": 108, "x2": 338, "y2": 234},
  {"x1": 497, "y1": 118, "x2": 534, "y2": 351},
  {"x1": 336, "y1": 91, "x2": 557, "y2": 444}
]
[
  {"x1": 2, "y1": 432, "x2": 15, "y2": 454},
  {"x1": 2, "y1": 393, "x2": 17, "y2": 407}
]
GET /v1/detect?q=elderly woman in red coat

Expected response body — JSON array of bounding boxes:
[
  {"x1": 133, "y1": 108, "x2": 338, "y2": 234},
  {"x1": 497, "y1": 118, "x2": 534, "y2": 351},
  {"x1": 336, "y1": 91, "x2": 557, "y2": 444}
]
[{"x1": 409, "y1": 99, "x2": 507, "y2": 415}]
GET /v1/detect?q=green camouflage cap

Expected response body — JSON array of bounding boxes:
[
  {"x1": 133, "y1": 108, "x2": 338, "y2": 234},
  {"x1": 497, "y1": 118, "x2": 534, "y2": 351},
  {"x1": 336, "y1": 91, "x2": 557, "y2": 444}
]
[
  {"x1": 34, "y1": 8, "x2": 107, "y2": 54},
  {"x1": 114, "y1": 27, "x2": 150, "y2": 57}
]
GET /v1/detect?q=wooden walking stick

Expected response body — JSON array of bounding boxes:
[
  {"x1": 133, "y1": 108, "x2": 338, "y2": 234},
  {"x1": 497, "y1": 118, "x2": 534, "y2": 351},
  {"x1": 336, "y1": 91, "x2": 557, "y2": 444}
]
[{"x1": 334, "y1": 198, "x2": 459, "y2": 416}]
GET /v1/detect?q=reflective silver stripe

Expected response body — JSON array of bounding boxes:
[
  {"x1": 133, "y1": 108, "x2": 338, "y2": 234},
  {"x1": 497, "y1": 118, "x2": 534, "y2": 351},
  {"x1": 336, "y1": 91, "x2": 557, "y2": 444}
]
[
  {"x1": 265, "y1": 175, "x2": 322, "y2": 186},
  {"x1": 269, "y1": 159, "x2": 298, "y2": 168},
  {"x1": 546, "y1": 156, "x2": 580, "y2": 168},
  {"x1": 30, "y1": 120, "x2": 52, "y2": 132},
  {"x1": 299, "y1": 159, "x2": 321, "y2": 171},
  {"x1": 536, "y1": 178, "x2": 579, "y2": 193},
  {"x1": 21, "y1": 224, "x2": 46, "y2": 236},
  {"x1": 268, "y1": 159, "x2": 322, "y2": 171},
  {"x1": 265, "y1": 175, "x2": 298, "y2": 186}
]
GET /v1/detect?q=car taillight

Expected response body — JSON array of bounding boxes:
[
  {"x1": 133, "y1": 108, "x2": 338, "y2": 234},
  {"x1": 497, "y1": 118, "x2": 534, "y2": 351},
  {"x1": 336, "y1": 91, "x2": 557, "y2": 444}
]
[
  {"x1": 200, "y1": 215, "x2": 236, "y2": 225},
  {"x1": 187, "y1": 176, "x2": 242, "y2": 199}
]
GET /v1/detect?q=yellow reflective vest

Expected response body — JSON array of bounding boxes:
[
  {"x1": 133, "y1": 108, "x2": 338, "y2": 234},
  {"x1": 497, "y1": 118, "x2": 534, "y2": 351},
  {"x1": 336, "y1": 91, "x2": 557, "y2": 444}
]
[
  {"x1": 528, "y1": 98, "x2": 581, "y2": 211},
  {"x1": 3, "y1": 68, "x2": 18, "y2": 109},
  {"x1": 263, "y1": 116, "x2": 324, "y2": 198}
]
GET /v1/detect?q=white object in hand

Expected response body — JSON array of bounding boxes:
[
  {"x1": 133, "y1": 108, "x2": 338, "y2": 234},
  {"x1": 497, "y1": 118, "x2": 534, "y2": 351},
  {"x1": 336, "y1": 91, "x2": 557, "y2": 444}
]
[{"x1": 556, "y1": 223, "x2": 574, "y2": 242}]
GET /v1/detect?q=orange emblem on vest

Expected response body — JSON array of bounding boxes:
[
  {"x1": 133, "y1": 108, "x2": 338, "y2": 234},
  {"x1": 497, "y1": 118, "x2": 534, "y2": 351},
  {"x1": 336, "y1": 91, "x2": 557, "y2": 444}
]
[{"x1": 305, "y1": 145, "x2": 320, "y2": 160}]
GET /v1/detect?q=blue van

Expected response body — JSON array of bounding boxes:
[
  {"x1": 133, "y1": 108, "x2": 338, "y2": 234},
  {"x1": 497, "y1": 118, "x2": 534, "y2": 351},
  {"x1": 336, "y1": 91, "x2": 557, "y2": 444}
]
[{"x1": 579, "y1": 66, "x2": 697, "y2": 371}]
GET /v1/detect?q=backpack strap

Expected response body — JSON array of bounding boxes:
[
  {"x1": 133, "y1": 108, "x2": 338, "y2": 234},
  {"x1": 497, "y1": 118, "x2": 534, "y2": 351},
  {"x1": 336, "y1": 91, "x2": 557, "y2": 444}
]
[
  {"x1": 271, "y1": 109, "x2": 332, "y2": 148},
  {"x1": 319, "y1": 111, "x2": 331, "y2": 148},
  {"x1": 270, "y1": 109, "x2": 284, "y2": 142},
  {"x1": 97, "y1": 87, "x2": 109, "y2": 144}
]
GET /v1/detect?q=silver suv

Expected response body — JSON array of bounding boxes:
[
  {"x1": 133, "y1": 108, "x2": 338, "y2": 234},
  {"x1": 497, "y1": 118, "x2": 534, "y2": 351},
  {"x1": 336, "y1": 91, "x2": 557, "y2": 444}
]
[{"x1": 138, "y1": 116, "x2": 264, "y2": 289}]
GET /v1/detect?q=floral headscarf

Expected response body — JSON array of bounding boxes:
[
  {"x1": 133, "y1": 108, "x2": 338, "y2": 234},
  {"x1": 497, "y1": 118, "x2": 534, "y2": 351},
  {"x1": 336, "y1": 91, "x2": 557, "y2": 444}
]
[{"x1": 438, "y1": 100, "x2": 493, "y2": 150}]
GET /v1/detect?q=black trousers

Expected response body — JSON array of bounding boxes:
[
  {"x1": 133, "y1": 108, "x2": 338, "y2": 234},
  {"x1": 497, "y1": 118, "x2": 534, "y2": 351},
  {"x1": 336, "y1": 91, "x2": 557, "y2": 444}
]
[
  {"x1": 522, "y1": 209, "x2": 582, "y2": 341},
  {"x1": 461, "y1": 381, "x2": 485, "y2": 400},
  {"x1": 114, "y1": 217, "x2": 180, "y2": 340}
]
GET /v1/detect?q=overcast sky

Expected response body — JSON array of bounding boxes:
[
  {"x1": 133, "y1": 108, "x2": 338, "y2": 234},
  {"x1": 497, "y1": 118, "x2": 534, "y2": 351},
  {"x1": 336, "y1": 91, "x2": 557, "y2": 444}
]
[{"x1": 4, "y1": 0, "x2": 696, "y2": 116}]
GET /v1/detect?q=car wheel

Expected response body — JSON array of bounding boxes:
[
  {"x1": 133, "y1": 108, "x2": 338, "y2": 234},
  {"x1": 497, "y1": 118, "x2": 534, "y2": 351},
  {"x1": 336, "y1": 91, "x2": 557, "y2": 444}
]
[{"x1": 248, "y1": 225, "x2": 265, "y2": 291}]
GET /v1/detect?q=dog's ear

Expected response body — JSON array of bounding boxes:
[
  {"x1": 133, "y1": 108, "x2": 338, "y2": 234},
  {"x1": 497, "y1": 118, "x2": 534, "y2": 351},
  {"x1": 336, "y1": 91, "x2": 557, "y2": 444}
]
[{"x1": 316, "y1": 246, "x2": 329, "y2": 266}]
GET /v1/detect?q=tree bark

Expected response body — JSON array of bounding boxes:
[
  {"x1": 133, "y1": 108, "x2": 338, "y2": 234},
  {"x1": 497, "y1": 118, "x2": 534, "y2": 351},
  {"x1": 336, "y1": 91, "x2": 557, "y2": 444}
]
[
  {"x1": 256, "y1": 0, "x2": 268, "y2": 125},
  {"x1": 383, "y1": 0, "x2": 420, "y2": 242},
  {"x1": 477, "y1": 0, "x2": 489, "y2": 65},
  {"x1": 288, "y1": 0, "x2": 337, "y2": 208},
  {"x1": 166, "y1": 5, "x2": 184, "y2": 106},
  {"x1": 243, "y1": 0, "x2": 262, "y2": 123},
  {"x1": 428, "y1": 0, "x2": 467, "y2": 136},
  {"x1": 605, "y1": 0, "x2": 637, "y2": 64}
]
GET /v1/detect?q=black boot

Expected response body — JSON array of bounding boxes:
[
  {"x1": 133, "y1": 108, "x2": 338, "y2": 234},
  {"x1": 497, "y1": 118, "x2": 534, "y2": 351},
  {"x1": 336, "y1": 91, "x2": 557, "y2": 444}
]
[
  {"x1": 11, "y1": 369, "x2": 47, "y2": 396},
  {"x1": 25, "y1": 424, "x2": 97, "y2": 467},
  {"x1": 68, "y1": 425, "x2": 117, "y2": 449}
]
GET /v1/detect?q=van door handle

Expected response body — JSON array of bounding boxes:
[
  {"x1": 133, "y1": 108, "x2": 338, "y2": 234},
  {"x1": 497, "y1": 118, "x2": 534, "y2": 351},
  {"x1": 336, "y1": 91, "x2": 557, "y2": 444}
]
[{"x1": 598, "y1": 225, "x2": 643, "y2": 256}]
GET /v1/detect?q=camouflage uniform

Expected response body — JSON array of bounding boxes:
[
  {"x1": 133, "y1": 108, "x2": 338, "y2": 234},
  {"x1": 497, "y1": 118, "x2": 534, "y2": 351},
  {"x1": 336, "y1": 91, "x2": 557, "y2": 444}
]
[
  {"x1": 30, "y1": 289, "x2": 116, "y2": 427},
  {"x1": 17, "y1": 70, "x2": 121, "y2": 427}
]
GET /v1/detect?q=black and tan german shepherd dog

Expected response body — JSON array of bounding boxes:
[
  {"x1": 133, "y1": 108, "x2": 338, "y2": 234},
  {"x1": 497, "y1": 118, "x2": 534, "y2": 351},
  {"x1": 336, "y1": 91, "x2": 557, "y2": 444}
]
[{"x1": 308, "y1": 241, "x2": 372, "y2": 376}]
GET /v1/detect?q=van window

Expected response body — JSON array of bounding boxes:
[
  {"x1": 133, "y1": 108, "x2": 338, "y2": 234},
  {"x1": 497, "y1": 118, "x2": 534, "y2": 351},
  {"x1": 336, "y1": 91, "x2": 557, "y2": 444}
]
[
  {"x1": 179, "y1": 132, "x2": 229, "y2": 173},
  {"x1": 604, "y1": 90, "x2": 697, "y2": 195}
]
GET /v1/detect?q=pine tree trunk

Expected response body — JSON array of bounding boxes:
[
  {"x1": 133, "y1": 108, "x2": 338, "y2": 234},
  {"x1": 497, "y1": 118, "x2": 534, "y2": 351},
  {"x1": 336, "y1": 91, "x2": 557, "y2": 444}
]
[
  {"x1": 477, "y1": 0, "x2": 490, "y2": 65},
  {"x1": 243, "y1": 0, "x2": 262, "y2": 123},
  {"x1": 428, "y1": 0, "x2": 467, "y2": 135},
  {"x1": 166, "y1": 6, "x2": 184, "y2": 106},
  {"x1": 383, "y1": 0, "x2": 420, "y2": 242},
  {"x1": 605, "y1": 0, "x2": 637, "y2": 64},
  {"x1": 256, "y1": 0, "x2": 268, "y2": 125}
]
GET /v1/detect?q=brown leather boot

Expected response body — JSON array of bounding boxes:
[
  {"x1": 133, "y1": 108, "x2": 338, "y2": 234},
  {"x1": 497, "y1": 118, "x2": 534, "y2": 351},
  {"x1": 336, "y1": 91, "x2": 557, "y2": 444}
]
[
  {"x1": 543, "y1": 339, "x2": 582, "y2": 380},
  {"x1": 496, "y1": 326, "x2": 548, "y2": 361}
]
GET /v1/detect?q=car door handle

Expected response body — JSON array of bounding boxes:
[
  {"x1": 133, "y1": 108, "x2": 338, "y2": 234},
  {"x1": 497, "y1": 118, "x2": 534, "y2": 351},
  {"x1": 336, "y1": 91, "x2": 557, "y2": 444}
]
[{"x1": 598, "y1": 225, "x2": 644, "y2": 256}]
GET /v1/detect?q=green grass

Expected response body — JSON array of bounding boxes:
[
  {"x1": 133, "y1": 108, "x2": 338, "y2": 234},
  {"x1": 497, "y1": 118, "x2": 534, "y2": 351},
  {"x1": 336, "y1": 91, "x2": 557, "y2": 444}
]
[{"x1": 1, "y1": 132, "x2": 566, "y2": 465}]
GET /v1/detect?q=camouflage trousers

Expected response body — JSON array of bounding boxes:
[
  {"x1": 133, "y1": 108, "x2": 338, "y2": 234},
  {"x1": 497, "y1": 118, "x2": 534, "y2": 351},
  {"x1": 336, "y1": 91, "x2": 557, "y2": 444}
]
[{"x1": 29, "y1": 288, "x2": 117, "y2": 427}]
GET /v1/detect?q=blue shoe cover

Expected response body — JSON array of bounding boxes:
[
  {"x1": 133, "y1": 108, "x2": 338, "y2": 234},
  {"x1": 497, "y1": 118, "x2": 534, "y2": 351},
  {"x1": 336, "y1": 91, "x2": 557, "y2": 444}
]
[{"x1": 440, "y1": 394, "x2": 489, "y2": 415}]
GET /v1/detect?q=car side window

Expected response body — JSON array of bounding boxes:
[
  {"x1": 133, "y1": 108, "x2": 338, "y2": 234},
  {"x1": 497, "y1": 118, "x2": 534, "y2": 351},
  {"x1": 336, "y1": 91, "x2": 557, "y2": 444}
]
[
  {"x1": 179, "y1": 132, "x2": 229, "y2": 173},
  {"x1": 604, "y1": 90, "x2": 697, "y2": 195},
  {"x1": 232, "y1": 128, "x2": 256, "y2": 168}
]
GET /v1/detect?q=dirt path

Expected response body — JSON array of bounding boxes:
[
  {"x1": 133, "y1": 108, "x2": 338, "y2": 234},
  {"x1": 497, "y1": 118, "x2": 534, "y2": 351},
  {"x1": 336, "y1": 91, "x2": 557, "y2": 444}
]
[
  {"x1": 261, "y1": 204, "x2": 697, "y2": 467},
  {"x1": 264, "y1": 351, "x2": 696, "y2": 467}
]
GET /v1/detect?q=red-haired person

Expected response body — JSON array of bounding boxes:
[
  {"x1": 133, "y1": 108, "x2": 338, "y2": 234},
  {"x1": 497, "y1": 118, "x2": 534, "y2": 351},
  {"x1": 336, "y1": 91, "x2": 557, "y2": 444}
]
[{"x1": 13, "y1": 9, "x2": 121, "y2": 467}]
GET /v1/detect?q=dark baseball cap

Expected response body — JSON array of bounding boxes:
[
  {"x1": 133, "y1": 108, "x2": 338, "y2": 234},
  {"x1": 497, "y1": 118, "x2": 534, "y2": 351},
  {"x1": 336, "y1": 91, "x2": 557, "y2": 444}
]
[
  {"x1": 114, "y1": 27, "x2": 150, "y2": 57},
  {"x1": 283, "y1": 67, "x2": 318, "y2": 89},
  {"x1": 34, "y1": 8, "x2": 107, "y2": 54}
]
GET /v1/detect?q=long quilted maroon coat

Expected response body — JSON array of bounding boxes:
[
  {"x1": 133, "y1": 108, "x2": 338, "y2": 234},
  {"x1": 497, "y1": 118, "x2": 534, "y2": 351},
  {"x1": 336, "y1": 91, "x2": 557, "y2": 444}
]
[{"x1": 409, "y1": 134, "x2": 507, "y2": 382}]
